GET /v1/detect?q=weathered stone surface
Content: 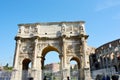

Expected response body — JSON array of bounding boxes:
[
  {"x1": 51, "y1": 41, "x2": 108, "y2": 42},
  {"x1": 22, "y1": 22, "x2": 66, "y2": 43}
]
[{"x1": 11, "y1": 21, "x2": 92, "y2": 80}]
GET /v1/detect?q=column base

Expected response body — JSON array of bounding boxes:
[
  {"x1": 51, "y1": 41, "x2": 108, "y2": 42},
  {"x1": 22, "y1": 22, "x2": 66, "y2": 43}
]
[{"x1": 84, "y1": 68, "x2": 92, "y2": 80}]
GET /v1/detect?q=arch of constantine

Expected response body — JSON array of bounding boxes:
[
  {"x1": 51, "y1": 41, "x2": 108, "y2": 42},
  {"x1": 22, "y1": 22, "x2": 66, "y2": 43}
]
[{"x1": 11, "y1": 21, "x2": 93, "y2": 80}]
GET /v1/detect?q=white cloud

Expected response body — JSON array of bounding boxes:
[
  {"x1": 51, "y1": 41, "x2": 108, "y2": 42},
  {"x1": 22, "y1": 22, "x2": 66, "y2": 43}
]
[{"x1": 96, "y1": 0, "x2": 120, "y2": 11}]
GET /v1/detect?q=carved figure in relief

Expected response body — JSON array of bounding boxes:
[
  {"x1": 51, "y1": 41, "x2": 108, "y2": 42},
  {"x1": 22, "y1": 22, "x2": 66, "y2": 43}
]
[
  {"x1": 18, "y1": 27, "x2": 21, "y2": 33},
  {"x1": 30, "y1": 27, "x2": 38, "y2": 34},
  {"x1": 37, "y1": 43, "x2": 47, "y2": 52},
  {"x1": 80, "y1": 26, "x2": 83, "y2": 30},
  {"x1": 30, "y1": 26, "x2": 34, "y2": 33},
  {"x1": 19, "y1": 26, "x2": 24, "y2": 34},
  {"x1": 79, "y1": 25, "x2": 85, "y2": 34},
  {"x1": 61, "y1": 23, "x2": 66, "y2": 35},
  {"x1": 66, "y1": 45, "x2": 73, "y2": 53},
  {"x1": 73, "y1": 27, "x2": 78, "y2": 32},
  {"x1": 34, "y1": 27, "x2": 38, "y2": 33},
  {"x1": 20, "y1": 42, "x2": 34, "y2": 54},
  {"x1": 24, "y1": 26, "x2": 29, "y2": 34}
]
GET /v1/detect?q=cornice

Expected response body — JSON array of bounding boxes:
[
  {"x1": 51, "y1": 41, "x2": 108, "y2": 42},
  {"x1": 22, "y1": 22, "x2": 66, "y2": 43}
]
[{"x1": 18, "y1": 21, "x2": 85, "y2": 26}]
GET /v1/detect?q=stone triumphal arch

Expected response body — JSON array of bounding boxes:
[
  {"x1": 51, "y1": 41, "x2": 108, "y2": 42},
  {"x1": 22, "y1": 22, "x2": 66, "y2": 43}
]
[{"x1": 11, "y1": 21, "x2": 91, "y2": 80}]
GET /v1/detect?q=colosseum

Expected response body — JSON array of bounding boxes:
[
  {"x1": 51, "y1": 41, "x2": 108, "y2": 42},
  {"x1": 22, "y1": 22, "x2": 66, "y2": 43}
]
[{"x1": 90, "y1": 39, "x2": 120, "y2": 78}]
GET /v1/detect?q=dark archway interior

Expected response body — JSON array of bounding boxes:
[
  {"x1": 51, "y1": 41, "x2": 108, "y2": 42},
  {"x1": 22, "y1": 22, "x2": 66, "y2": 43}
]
[
  {"x1": 114, "y1": 65, "x2": 118, "y2": 72},
  {"x1": 22, "y1": 58, "x2": 31, "y2": 70}
]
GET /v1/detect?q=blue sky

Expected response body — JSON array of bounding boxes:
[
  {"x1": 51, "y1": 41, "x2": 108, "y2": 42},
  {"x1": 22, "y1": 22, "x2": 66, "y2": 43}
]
[{"x1": 0, "y1": 0, "x2": 120, "y2": 66}]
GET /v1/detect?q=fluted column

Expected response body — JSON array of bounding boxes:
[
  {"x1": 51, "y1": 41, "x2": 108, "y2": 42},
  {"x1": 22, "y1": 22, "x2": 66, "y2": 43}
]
[
  {"x1": 11, "y1": 39, "x2": 21, "y2": 80},
  {"x1": 62, "y1": 37, "x2": 68, "y2": 80},
  {"x1": 59, "y1": 54, "x2": 64, "y2": 80},
  {"x1": 33, "y1": 38, "x2": 38, "y2": 68},
  {"x1": 80, "y1": 37, "x2": 85, "y2": 80},
  {"x1": 63, "y1": 37, "x2": 67, "y2": 68},
  {"x1": 81, "y1": 37, "x2": 91, "y2": 80},
  {"x1": 32, "y1": 38, "x2": 38, "y2": 80},
  {"x1": 38, "y1": 56, "x2": 42, "y2": 80},
  {"x1": 14, "y1": 39, "x2": 21, "y2": 69}
]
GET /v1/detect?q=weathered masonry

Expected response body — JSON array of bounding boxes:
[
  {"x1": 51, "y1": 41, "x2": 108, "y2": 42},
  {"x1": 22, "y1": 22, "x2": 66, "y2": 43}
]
[
  {"x1": 90, "y1": 39, "x2": 120, "y2": 74},
  {"x1": 11, "y1": 21, "x2": 92, "y2": 80}
]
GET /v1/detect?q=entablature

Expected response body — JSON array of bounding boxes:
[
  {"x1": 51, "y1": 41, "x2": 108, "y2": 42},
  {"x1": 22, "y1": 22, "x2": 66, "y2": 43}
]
[{"x1": 16, "y1": 21, "x2": 87, "y2": 39}]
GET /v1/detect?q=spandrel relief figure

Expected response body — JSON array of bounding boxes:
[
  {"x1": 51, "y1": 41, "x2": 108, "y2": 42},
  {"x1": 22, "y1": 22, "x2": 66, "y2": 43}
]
[
  {"x1": 73, "y1": 44, "x2": 80, "y2": 53},
  {"x1": 66, "y1": 45, "x2": 73, "y2": 53}
]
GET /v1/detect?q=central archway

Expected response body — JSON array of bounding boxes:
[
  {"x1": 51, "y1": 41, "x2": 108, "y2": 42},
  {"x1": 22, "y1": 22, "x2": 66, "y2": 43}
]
[
  {"x1": 41, "y1": 46, "x2": 62, "y2": 80},
  {"x1": 70, "y1": 57, "x2": 81, "y2": 80},
  {"x1": 44, "y1": 51, "x2": 60, "y2": 65},
  {"x1": 41, "y1": 45, "x2": 61, "y2": 69}
]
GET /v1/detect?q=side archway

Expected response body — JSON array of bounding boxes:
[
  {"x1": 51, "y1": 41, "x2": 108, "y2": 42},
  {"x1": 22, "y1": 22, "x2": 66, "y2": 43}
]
[
  {"x1": 70, "y1": 56, "x2": 81, "y2": 80},
  {"x1": 70, "y1": 57, "x2": 81, "y2": 69},
  {"x1": 22, "y1": 58, "x2": 32, "y2": 80}
]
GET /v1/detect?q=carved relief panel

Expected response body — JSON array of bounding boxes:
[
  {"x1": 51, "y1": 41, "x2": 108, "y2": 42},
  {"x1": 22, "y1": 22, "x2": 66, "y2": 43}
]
[
  {"x1": 37, "y1": 42, "x2": 47, "y2": 54},
  {"x1": 18, "y1": 25, "x2": 38, "y2": 35},
  {"x1": 20, "y1": 40, "x2": 34, "y2": 54},
  {"x1": 66, "y1": 41, "x2": 82, "y2": 55}
]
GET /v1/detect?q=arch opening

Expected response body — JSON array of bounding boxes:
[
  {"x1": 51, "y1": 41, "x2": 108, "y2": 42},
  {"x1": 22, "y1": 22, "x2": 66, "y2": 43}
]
[
  {"x1": 22, "y1": 58, "x2": 31, "y2": 70},
  {"x1": 22, "y1": 58, "x2": 32, "y2": 80},
  {"x1": 41, "y1": 46, "x2": 61, "y2": 80},
  {"x1": 70, "y1": 57, "x2": 80, "y2": 69},
  {"x1": 70, "y1": 57, "x2": 80, "y2": 80},
  {"x1": 44, "y1": 51, "x2": 60, "y2": 65}
]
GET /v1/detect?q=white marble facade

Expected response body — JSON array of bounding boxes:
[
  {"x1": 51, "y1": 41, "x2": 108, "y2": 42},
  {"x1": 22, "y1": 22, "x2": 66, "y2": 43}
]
[{"x1": 11, "y1": 21, "x2": 92, "y2": 80}]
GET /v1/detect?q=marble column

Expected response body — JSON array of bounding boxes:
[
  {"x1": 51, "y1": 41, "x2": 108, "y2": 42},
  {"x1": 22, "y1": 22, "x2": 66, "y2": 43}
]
[
  {"x1": 32, "y1": 38, "x2": 38, "y2": 80},
  {"x1": 33, "y1": 38, "x2": 38, "y2": 68},
  {"x1": 38, "y1": 56, "x2": 43, "y2": 80},
  {"x1": 11, "y1": 39, "x2": 21, "y2": 80},
  {"x1": 62, "y1": 37, "x2": 68, "y2": 80},
  {"x1": 81, "y1": 37, "x2": 91, "y2": 80},
  {"x1": 63, "y1": 37, "x2": 66, "y2": 68},
  {"x1": 14, "y1": 39, "x2": 21, "y2": 69},
  {"x1": 59, "y1": 54, "x2": 64, "y2": 80}
]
